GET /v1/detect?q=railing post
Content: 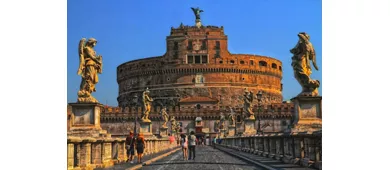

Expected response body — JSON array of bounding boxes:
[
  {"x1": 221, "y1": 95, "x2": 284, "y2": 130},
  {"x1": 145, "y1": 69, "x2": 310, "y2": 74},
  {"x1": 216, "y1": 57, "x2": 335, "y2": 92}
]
[
  {"x1": 102, "y1": 139, "x2": 113, "y2": 167},
  {"x1": 68, "y1": 143, "x2": 75, "y2": 169},
  {"x1": 117, "y1": 139, "x2": 126, "y2": 162},
  {"x1": 300, "y1": 137, "x2": 305, "y2": 159},
  {"x1": 80, "y1": 138, "x2": 96, "y2": 169},
  {"x1": 92, "y1": 140, "x2": 103, "y2": 167}
]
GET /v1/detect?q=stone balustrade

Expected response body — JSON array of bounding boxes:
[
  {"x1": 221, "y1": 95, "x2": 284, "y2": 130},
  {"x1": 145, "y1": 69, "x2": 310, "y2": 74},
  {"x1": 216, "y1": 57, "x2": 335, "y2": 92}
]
[
  {"x1": 220, "y1": 131, "x2": 322, "y2": 169},
  {"x1": 67, "y1": 136, "x2": 176, "y2": 170}
]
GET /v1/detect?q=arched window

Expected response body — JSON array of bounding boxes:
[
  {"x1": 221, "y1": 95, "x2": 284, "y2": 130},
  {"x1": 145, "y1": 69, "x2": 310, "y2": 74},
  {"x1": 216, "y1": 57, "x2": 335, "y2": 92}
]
[
  {"x1": 230, "y1": 60, "x2": 235, "y2": 64},
  {"x1": 259, "y1": 61, "x2": 267, "y2": 66},
  {"x1": 250, "y1": 60, "x2": 254, "y2": 65},
  {"x1": 240, "y1": 60, "x2": 245, "y2": 64},
  {"x1": 279, "y1": 66, "x2": 282, "y2": 71},
  {"x1": 196, "y1": 104, "x2": 201, "y2": 109},
  {"x1": 219, "y1": 60, "x2": 223, "y2": 64},
  {"x1": 272, "y1": 63, "x2": 277, "y2": 69}
]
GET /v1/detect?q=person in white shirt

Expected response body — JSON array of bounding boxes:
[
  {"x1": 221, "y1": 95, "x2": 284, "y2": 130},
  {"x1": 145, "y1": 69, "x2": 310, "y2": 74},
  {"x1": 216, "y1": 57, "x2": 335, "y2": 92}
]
[{"x1": 188, "y1": 131, "x2": 196, "y2": 160}]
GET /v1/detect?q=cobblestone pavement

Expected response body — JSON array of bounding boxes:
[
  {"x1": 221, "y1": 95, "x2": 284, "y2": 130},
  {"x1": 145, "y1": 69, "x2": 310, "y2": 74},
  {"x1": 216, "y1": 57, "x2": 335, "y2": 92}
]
[
  {"x1": 216, "y1": 146, "x2": 316, "y2": 170},
  {"x1": 141, "y1": 145, "x2": 265, "y2": 170}
]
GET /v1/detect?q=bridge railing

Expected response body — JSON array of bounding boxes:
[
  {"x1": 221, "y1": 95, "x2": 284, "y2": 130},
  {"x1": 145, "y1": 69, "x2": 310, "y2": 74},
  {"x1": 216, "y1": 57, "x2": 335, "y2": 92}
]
[
  {"x1": 220, "y1": 131, "x2": 322, "y2": 168},
  {"x1": 67, "y1": 136, "x2": 176, "y2": 170}
]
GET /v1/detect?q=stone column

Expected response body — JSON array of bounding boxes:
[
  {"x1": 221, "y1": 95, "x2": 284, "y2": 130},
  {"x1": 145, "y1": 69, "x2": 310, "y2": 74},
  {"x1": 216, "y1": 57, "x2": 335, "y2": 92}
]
[
  {"x1": 300, "y1": 138, "x2": 305, "y2": 159},
  {"x1": 275, "y1": 138, "x2": 280, "y2": 160},
  {"x1": 117, "y1": 140, "x2": 126, "y2": 162},
  {"x1": 91, "y1": 141, "x2": 103, "y2": 167},
  {"x1": 67, "y1": 143, "x2": 75, "y2": 170},
  {"x1": 102, "y1": 140, "x2": 113, "y2": 167},
  {"x1": 80, "y1": 141, "x2": 92, "y2": 169},
  {"x1": 269, "y1": 138, "x2": 275, "y2": 158}
]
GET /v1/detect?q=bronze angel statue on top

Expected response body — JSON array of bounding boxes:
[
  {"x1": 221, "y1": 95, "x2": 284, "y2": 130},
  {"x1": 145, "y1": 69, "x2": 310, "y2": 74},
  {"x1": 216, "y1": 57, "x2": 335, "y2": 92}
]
[
  {"x1": 290, "y1": 32, "x2": 320, "y2": 97},
  {"x1": 191, "y1": 7, "x2": 204, "y2": 20},
  {"x1": 77, "y1": 38, "x2": 103, "y2": 103}
]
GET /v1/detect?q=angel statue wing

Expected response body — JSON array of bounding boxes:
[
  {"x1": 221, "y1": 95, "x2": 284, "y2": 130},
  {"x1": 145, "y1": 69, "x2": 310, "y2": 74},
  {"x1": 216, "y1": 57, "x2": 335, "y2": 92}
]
[
  {"x1": 77, "y1": 38, "x2": 86, "y2": 76},
  {"x1": 310, "y1": 46, "x2": 319, "y2": 70},
  {"x1": 299, "y1": 32, "x2": 319, "y2": 71}
]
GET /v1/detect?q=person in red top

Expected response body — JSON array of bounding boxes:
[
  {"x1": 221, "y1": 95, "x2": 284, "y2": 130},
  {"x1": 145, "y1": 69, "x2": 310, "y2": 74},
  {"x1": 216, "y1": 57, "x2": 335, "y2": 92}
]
[
  {"x1": 125, "y1": 131, "x2": 136, "y2": 163},
  {"x1": 168, "y1": 133, "x2": 175, "y2": 144}
]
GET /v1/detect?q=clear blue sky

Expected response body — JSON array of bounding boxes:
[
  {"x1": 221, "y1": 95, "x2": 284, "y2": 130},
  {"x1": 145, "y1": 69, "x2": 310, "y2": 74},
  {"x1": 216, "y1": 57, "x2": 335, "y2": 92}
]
[{"x1": 67, "y1": 0, "x2": 322, "y2": 106}]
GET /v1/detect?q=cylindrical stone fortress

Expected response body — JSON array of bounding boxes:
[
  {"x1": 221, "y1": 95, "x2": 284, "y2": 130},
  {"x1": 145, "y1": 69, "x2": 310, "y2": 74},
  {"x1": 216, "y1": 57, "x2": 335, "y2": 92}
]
[{"x1": 117, "y1": 25, "x2": 283, "y2": 108}]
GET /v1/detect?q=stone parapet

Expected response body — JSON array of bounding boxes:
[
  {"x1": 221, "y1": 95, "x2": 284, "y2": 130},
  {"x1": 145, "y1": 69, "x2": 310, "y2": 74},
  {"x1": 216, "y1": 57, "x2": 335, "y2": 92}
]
[
  {"x1": 221, "y1": 131, "x2": 322, "y2": 169},
  {"x1": 67, "y1": 136, "x2": 175, "y2": 170}
]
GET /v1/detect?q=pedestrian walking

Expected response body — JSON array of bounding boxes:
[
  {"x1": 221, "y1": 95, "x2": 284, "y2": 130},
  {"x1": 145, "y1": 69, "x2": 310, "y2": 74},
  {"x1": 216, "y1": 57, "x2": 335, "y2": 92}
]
[
  {"x1": 188, "y1": 131, "x2": 196, "y2": 160},
  {"x1": 135, "y1": 133, "x2": 146, "y2": 164},
  {"x1": 125, "y1": 131, "x2": 136, "y2": 163},
  {"x1": 213, "y1": 137, "x2": 217, "y2": 149},
  {"x1": 180, "y1": 134, "x2": 188, "y2": 160}
]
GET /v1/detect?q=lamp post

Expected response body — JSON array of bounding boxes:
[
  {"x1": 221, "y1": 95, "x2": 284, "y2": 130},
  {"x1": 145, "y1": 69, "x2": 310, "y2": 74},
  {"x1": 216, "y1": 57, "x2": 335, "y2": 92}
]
[
  {"x1": 256, "y1": 91, "x2": 263, "y2": 134},
  {"x1": 132, "y1": 94, "x2": 139, "y2": 134}
]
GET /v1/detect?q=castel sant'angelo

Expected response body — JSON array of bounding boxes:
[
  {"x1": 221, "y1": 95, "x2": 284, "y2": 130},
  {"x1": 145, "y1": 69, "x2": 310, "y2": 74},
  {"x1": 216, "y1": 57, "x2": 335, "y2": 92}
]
[{"x1": 68, "y1": 9, "x2": 296, "y2": 140}]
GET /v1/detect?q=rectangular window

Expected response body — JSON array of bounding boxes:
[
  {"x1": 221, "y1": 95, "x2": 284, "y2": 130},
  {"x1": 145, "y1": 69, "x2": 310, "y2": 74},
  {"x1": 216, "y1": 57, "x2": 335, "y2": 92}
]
[
  {"x1": 201, "y1": 40, "x2": 207, "y2": 50},
  {"x1": 202, "y1": 55, "x2": 208, "y2": 64},
  {"x1": 215, "y1": 50, "x2": 220, "y2": 58},
  {"x1": 215, "y1": 41, "x2": 220, "y2": 49},
  {"x1": 250, "y1": 60, "x2": 254, "y2": 65},
  {"x1": 173, "y1": 42, "x2": 178, "y2": 50},
  {"x1": 188, "y1": 40, "x2": 193, "y2": 50},
  {"x1": 195, "y1": 55, "x2": 201, "y2": 64},
  {"x1": 187, "y1": 55, "x2": 194, "y2": 64}
]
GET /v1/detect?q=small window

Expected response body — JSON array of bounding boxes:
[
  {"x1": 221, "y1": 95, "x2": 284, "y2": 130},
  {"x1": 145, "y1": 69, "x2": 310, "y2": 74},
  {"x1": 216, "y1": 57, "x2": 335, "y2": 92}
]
[
  {"x1": 250, "y1": 60, "x2": 254, "y2": 65},
  {"x1": 187, "y1": 55, "x2": 194, "y2": 64},
  {"x1": 219, "y1": 60, "x2": 223, "y2": 64},
  {"x1": 259, "y1": 61, "x2": 267, "y2": 67},
  {"x1": 236, "y1": 115, "x2": 242, "y2": 123},
  {"x1": 215, "y1": 41, "x2": 220, "y2": 49},
  {"x1": 173, "y1": 42, "x2": 178, "y2": 50},
  {"x1": 230, "y1": 60, "x2": 235, "y2": 64},
  {"x1": 240, "y1": 60, "x2": 245, "y2": 64},
  {"x1": 201, "y1": 40, "x2": 207, "y2": 50},
  {"x1": 195, "y1": 55, "x2": 201, "y2": 64},
  {"x1": 272, "y1": 63, "x2": 277, "y2": 69},
  {"x1": 242, "y1": 78, "x2": 245, "y2": 81},
  {"x1": 173, "y1": 52, "x2": 178, "y2": 59},
  {"x1": 279, "y1": 66, "x2": 282, "y2": 71},
  {"x1": 215, "y1": 50, "x2": 220, "y2": 58},
  {"x1": 188, "y1": 40, "x2": 193, "y2": 50},
  {"x1": 196, "y1": 104, "x2": 201, "y2": 109},
  {"x1": 202, "y1": 55, "x2": 208, "y2": 64},
  {"x1": 119, "y1": 69, "x2": 123, "y2": 73}
]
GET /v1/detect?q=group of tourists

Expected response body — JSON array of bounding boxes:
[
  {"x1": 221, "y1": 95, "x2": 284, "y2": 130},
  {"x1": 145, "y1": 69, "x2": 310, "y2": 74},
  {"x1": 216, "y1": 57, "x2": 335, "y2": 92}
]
[
  {"x1": 125, "y1": 131, "x2": 146, "y2": 164},
  {"x1": 179, "y1": 131, "x2": 197, "y2": 160}
]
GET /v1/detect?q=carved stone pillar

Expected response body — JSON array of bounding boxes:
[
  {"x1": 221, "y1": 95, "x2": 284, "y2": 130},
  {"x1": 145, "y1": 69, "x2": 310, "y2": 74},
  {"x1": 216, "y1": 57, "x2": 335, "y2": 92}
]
[
  {"x1": 91, "y1": 142, "x2": 103, "y2": 167},
  {"x1": 80, "y1": 142, "x2": 92, "y2": 169},
  {"x1": 67, "y1": 143, "x2": 75, "y2": 170},
  {"x1": 117, "y1": 140, "x2": 126, "y2": 162},
  {"x1": 102, "y1": 141, "x2": 113, "y2": 167}
]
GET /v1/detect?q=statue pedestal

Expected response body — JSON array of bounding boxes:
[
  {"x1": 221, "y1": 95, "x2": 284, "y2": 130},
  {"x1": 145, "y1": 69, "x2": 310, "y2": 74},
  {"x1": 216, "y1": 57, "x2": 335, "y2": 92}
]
[
  {"x1": 289, "y1": 96, "x2": 322, "y2": 133},
  {"x1": 219, "y1": 129, "x2": 226, "y2": 138},
  {"x1": 243, "y1": 119, "x2": 257, "y2": 136},
  {"x1": 68, "y1": 103, "x2": 110, "y2": 138},
  {"x1": 227, "y1": 125, "x2": 236, "y2": 137},
  {"x1": 140, "y1": 121, "x2": 153, "y2": 137},
  {"x1": 160, "y1": 127, "x2": 168, "y2": 137},
  {"x1": 195, "y1": 19, "x2": 202, "y2": 28}
]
